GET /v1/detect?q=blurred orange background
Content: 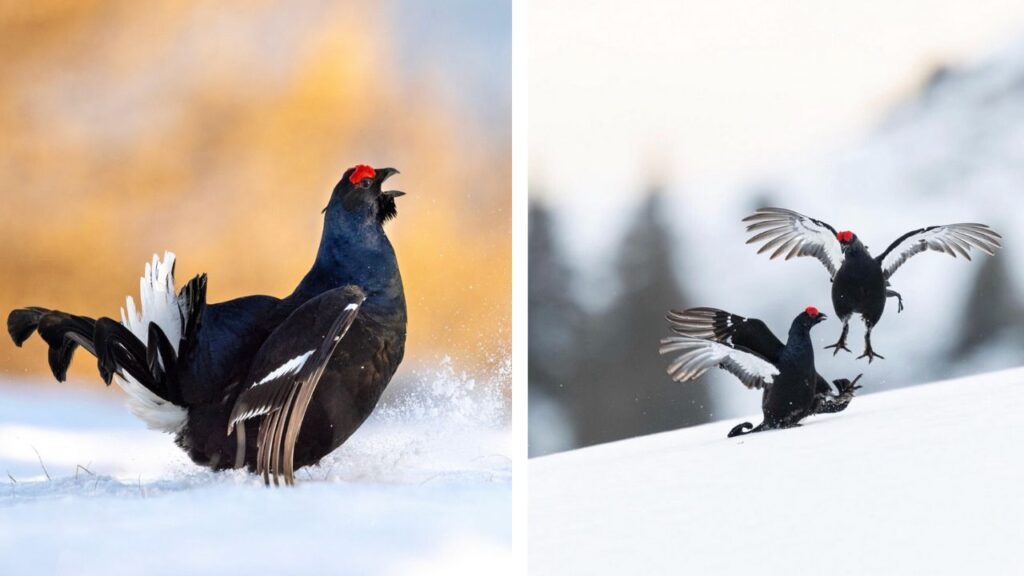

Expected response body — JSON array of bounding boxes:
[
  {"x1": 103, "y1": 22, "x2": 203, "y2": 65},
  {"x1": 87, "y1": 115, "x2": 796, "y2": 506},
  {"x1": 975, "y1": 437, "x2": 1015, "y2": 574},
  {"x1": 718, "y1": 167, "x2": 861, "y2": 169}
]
[{"x1": 0, "y1": 1, "x2": 510, "y2": 385}]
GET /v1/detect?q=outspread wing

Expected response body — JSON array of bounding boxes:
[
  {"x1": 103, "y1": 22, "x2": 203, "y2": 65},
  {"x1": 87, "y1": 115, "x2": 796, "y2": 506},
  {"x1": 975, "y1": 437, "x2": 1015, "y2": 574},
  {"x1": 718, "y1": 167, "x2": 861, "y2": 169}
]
[
  {"x1": 877, "y1": 223, "x2": 1002, "y2": 280},
  {"x1": 659, "y1": 335, "x2": 780, "y2": 390},
  {"x1": 742, "y1": 207, "x2": 843, "y2": 278},
  {"x1": 666, "y1": 307, "x2": 785, "y2": 363},
  {"x1": 228, "y1": 286, "x2": 366, "y2": 486}
]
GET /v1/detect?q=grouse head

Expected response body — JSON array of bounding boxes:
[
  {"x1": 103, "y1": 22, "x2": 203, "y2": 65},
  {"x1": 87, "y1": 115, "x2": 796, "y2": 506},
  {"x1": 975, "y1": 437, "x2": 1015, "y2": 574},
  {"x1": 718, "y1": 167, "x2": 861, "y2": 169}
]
[
  {"x1": 325, "y1": 164, "x2": 405, "y2": 224},
  {"x1": 798, "y1": 306, "x2": 828, "y2": 328},
  {"x1": 836, "y1": 230, "x2": 859, "y2": 253}
]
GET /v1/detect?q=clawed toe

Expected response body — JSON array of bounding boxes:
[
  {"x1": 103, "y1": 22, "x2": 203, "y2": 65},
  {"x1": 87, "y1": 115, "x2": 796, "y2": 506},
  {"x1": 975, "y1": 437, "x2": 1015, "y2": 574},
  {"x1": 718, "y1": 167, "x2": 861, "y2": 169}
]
[
  {"x1": 825, "y1": 341, "x2": 852, "y2": 355},
  {"x1": 835, "y1": 382, "x2": 854, "y2": 395},
  {"x1": 856, "y1": 348, "x2": 885, "y2": 363}
]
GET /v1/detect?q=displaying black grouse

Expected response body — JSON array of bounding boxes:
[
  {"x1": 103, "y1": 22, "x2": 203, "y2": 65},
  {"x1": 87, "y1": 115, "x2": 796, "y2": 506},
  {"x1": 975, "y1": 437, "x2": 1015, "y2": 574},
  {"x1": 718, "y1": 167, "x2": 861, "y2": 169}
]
[
  {"x1": 742, "y1": 208, "x2": 1002, "y2": 362},
  {"x1": 7, "y1": 164, "x2": 407, "y2": 486},
  {"x1": 659, "y1": 306, "x2": 861, "y2": 437}
]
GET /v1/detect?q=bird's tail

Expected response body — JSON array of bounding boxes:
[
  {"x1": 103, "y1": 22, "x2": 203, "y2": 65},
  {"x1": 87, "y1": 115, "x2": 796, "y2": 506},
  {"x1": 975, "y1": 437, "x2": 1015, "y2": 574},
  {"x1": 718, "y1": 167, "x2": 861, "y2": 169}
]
[
  {"x1": 6, "y1": 252, "x2": 204, "y2": 433},
  {"x1": 8, "y1": 307, "x2": 97, "y2": 382},
  {"x1": 728, "y1": 421, "x2": 767, "y2": 437}
]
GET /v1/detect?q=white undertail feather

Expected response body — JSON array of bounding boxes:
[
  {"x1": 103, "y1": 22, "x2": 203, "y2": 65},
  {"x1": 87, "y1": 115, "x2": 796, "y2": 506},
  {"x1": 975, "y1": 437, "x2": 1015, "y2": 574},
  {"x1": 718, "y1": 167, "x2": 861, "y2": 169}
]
[{"x1": 116, "y1": 252, "x2": 189, "y2": 433}]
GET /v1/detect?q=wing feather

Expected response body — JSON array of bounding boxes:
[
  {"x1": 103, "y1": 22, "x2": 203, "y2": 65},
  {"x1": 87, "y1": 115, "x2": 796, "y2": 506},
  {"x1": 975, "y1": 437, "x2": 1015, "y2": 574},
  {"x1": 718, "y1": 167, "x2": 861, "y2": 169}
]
[
  {"x1": 877, "y1": 223, "x2": 1002, "y2": 279},
  {"x1": 229, "y1": 288, "x2": 365, "y2": 486},
  {"x1": 659, "y1": 336, "x2": 779, "y2": 390},
  {"x1": 666, "y1": 307, "x2": 785, "y2": 362},
  {"x1": 743, "y1": 208, "x2": 843, "y2": 278}
]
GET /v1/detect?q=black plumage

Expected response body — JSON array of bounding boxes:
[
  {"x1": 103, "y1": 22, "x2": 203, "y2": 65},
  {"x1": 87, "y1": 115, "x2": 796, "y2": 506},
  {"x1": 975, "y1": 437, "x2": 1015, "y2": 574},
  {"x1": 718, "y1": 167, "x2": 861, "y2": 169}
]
[
  {"x1": 660, "y1": 306, "x2": 861, "y2": 437},
  {"x1": 743, "y1": 208, "x2": 1002, "y2": 362},
  {"x1": 7, "y1": 164, "x2": 407, "y2": 486}
]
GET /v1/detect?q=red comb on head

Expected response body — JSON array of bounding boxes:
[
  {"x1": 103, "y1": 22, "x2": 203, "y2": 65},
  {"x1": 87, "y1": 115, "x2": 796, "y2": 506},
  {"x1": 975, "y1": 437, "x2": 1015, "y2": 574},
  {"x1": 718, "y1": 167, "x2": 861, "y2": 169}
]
[
  {"x1": 348, "y1": 164, "x2": 376, "y2": 184},
  {"x1": 837, "y1": 230, "x2": 854, "y2": 243},
  {"x1": 805, "y1": 306, "x2": 820, "y2": 317}
]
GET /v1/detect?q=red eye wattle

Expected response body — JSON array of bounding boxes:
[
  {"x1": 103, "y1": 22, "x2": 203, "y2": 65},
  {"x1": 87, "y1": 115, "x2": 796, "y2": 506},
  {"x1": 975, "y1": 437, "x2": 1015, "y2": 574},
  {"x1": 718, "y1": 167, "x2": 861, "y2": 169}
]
[
  {"x1": 805, "y1": 306, "x2": 820, "y2": 317},
  {"x1": 349, "y1": 164, "x2": 376, "y2": 184}
]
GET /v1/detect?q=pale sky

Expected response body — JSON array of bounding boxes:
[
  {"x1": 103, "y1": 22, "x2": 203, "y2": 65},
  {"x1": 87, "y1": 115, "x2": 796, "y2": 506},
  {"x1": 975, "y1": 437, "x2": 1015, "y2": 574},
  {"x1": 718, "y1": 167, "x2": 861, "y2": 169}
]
[{"x1": 530, "y1": 0, "x2": 1024, "y2": 201}]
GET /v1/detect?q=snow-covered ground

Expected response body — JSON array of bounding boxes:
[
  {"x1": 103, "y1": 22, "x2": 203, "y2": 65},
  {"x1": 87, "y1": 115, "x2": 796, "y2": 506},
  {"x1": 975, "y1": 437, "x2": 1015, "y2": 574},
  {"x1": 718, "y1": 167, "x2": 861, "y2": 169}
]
[
  {"x1": 530, "y1": 366, "x2": 1024, "y2": 575},
  {"x1": 0, "y1": 359, "x2": 511, "y2": 575}
]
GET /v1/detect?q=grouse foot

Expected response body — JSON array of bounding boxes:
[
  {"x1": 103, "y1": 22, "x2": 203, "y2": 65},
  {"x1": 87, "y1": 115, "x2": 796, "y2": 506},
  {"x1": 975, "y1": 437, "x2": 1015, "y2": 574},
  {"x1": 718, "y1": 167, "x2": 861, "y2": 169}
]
[
  {"x1": 856, "y1": 346, "x2": 885, "y2": 363},
  {"x1": 887, "y1": 288, "x2": 904, "y2": 314},
  {"x1": 824, "y1": 339, "x2": 852, "y2": 355}
]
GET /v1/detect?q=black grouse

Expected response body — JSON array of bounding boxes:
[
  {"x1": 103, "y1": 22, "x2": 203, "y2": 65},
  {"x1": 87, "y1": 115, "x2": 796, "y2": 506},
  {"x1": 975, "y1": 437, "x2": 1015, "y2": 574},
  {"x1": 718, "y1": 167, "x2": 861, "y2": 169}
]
[
  {"x1": 659, "y1": 306, "x2": 861, "y2": 437},
  {"x1": 7, "y1": 164, "x2": 407, "y2": 486},
  {"x1": 742, "y1": 208, "x2": 1002, "y2": 362}
]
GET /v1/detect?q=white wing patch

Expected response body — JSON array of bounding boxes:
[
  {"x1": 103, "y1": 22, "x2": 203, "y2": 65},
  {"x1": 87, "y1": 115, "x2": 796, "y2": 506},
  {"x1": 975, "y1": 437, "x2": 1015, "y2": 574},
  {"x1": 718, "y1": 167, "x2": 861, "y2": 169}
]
[
  {"x1": 878, "y1": 224, "x2": 1002, "y2": 279},
  {"x1": 743, "y1": 208, "x2": 844, "y2": 278},
  {"x1": 229, "y1": 350, "x2": 316, "y2": 424},
  {"x1": 254, "y1": 351, "x2": 315, "y2": 388},
  {"x1": 114, "y1": 252, "x2": 187, "y2": 433},
  {"x1": 659, "y1": 336, "x2": 779, "y2": 390}
]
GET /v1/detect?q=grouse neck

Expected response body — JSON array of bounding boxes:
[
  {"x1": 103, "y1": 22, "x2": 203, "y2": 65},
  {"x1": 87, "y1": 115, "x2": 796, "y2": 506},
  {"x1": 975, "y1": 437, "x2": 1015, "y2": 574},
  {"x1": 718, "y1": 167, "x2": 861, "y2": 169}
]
[
  {"x1": 783, "y1": 319, "x2": 816, "y2": 369},
  {"x1": 844, "y1": 240, "x2": 873, "y2": 262},
  {"x1": 786, "y1": 318, "x2": 813, "y2": 345},
  {"x1": 293, "y1": 207, "x2": 406, "y2": 317}
]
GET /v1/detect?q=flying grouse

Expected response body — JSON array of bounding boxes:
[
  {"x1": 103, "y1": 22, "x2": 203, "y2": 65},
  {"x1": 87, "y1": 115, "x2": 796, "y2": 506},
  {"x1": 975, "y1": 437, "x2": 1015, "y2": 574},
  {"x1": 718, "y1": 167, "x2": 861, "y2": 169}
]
[
  {"x1": 7, "y1": 164, "x2": 407, "y2": 486},
  {"x1": 742, "y1": 208, "x2": 1001, "y2": 362},
  {"x1": 660, "y1": 306, "x2": 861, "y2": 437}
]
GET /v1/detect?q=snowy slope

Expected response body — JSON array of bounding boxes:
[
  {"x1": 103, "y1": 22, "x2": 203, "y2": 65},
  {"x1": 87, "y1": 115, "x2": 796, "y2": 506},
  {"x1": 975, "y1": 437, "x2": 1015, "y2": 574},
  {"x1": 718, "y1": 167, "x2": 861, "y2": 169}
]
[
  {"x1": 530, "y1": 366, "x2": 1024, "y2": 575},
  {"x1": 0, "y1": 359, "x2": 511, "y2": 576}
]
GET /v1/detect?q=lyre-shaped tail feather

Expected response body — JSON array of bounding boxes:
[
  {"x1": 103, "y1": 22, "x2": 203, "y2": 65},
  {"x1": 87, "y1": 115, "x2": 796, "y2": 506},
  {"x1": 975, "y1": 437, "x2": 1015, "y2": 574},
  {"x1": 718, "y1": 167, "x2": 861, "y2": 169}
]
[
  {"x1": 6, "y1": 252, "x2": 196, "y2": 433},
  {"x1": 7, "y1": 307, "x2": 49, "y2": 347},
  {"x1": 7, "y1": 307, "x2": 97, "y2": 382}
]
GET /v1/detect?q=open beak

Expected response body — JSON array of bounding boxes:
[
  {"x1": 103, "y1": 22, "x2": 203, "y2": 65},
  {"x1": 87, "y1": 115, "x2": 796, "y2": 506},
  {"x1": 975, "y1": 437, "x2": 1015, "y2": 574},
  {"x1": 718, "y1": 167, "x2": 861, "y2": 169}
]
[
  {"x1": 377, "y1": 168, "x2": 405, "y2": 198},
  {"x1": 815, "y1": 313, "x2": 828, "y2": 323}
]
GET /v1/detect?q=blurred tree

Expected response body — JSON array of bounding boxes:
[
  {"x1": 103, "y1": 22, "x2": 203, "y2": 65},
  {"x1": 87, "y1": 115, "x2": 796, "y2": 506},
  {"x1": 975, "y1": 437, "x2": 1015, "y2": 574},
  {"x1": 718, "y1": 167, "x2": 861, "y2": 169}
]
[
  {"x1": 953, "y1": 250, "x2": 1024, "y2": 358},
  {"x1": 570, "y1": 189, "x2": 715, "y2": 447},
  {"x1": 528, "y1": 200, "x2": 582, "y2": 455}
]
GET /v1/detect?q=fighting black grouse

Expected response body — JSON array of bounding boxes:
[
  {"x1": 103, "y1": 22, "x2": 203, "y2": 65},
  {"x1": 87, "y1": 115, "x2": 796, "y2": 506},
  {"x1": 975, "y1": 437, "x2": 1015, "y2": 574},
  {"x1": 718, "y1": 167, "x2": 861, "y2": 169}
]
[
  {"x1": 659, "y1": 306, "x2": 861, "y2": 437},
  {"x1": 7, "y1": 164, "x2": 407, "y2": 486},
  {"x1": 742, "y1": 208, "x2": 1001, "y2": 362}
]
